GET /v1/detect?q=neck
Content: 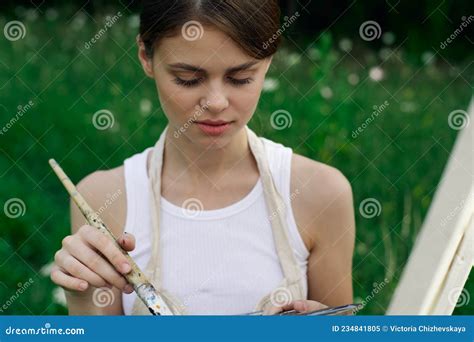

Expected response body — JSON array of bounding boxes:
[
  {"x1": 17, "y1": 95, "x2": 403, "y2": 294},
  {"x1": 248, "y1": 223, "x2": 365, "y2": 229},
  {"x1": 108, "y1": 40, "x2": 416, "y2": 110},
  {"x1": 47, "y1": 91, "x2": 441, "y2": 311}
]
[{"x1": 163, "y1": 127, "x2": 252, "y2": 186}]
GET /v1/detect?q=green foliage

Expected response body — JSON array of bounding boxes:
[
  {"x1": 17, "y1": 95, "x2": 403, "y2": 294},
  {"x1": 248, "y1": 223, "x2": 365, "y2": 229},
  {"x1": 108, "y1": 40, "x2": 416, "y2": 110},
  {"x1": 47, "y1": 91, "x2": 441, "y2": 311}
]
[{"x1": 0, "y1": 8, "x2": 472, "y2": 315}]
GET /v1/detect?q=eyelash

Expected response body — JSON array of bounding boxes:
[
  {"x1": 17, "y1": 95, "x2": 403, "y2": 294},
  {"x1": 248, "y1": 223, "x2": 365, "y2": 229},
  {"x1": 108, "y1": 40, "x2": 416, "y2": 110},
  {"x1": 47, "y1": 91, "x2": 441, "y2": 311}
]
[{"x1": 173, "y1": 77, "x2": 253, "y2": 88}]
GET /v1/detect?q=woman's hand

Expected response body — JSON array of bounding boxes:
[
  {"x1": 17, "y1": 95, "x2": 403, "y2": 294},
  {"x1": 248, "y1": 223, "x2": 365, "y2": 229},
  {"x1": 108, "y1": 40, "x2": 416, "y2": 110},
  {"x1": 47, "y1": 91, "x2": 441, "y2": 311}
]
[
  {"x1": 263, "y1": 300, "x2": 328, "y2": 315},
  {"x1": 50, "y1": 225, "x2": 136, "y2": 294}
]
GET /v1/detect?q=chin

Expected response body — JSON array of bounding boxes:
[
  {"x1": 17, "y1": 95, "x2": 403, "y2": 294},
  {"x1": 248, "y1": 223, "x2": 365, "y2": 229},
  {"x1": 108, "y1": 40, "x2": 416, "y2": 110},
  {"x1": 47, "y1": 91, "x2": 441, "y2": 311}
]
[{"x1": 195, "y1": 134, "x2": 233, "y2": 150}]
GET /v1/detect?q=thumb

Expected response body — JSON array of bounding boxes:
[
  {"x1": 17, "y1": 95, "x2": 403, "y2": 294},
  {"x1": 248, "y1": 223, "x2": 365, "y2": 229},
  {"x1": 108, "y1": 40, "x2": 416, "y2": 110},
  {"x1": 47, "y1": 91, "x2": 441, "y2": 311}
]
[{"x1": 118, "y1": 232, "x2": 136, "y2": 251}]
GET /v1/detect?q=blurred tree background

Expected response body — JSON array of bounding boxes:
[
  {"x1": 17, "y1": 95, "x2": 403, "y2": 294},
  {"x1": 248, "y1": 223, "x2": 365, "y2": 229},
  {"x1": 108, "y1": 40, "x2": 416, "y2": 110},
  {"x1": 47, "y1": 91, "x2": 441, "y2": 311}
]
[{"x1": 0, "y1": 1, "x2": 472, "y2": 315}]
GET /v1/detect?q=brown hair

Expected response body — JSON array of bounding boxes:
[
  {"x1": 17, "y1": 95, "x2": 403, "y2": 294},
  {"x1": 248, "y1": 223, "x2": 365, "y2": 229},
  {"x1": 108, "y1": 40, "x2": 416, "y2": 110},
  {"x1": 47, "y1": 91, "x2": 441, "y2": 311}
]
[{"x1": 139, "y1": 0, "x2": 281, "y2": 60}]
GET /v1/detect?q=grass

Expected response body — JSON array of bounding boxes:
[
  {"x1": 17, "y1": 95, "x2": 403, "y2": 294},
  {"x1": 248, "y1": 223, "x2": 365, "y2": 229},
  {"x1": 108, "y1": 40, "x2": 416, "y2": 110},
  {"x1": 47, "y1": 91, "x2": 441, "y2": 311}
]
[{"x1": 0, "y1": 6, "x2": 472, "y2": 315}]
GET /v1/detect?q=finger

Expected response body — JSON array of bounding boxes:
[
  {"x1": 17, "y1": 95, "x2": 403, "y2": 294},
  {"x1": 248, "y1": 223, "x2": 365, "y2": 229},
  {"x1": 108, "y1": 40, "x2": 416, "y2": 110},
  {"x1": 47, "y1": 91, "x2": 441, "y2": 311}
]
[
  {"x1": 64, "y1": 237, "x2": 131, "y2": 292},
  {"x1": 304, "y1": 300, "x2": 327, "y2": 312},
  {"x1": 78, "y1": 226, "x2": 131, "y2": 275},
  {"x1": 50, "y1": 266, "x2": 88, "y2": 292},
  {"x1": 280, "y1": 302, "x2": 300, "y2": 311},
  {"x1": 264, "y1": 305, "x2": 285, "y2": 315},
  {"x1": 118, "y1": 232, "x2": 135, "y2": 252},
  {"x1": 290, "y1": 300, "x2": 327, "y2": 313},
  {"x1": 266, "y1": 301, "x2": 298, "y2": 315},
  {"x1": 56, "y1": 250, "x2": 109, "y2": 289},
  {"x1": 283, "y1": 299, "x2": 327, "y2": 313},
  {"x1": 264, "y1": 300, "x2": 328, "y2": 315},
  {"x1": 292, "y1": 300, "x2": 310, "y2": 312}
]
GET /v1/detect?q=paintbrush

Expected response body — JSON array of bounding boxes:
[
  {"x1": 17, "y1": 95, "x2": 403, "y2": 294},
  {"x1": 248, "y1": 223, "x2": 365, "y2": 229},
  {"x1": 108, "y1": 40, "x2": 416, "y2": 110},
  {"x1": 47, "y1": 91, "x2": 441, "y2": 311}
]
[{"x1": 48, "y1": 158, "x2": 173, "y2": 316}]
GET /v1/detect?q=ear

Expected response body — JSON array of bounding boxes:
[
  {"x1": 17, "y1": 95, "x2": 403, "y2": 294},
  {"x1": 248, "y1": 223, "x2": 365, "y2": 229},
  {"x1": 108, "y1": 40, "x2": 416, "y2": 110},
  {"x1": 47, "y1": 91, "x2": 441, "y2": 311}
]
[{"x1": 137, "y1": 35, "x2": 154, "y2": 78}]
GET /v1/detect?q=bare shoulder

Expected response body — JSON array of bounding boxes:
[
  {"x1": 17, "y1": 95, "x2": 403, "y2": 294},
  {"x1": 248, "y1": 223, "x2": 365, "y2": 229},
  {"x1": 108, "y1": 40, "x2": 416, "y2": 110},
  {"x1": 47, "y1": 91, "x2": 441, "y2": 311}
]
[
  {"x1": 290, "y1": 153, "x2": 355, "y2": 252},
  {"x1": 70, "y1": 165, "x2": 127, "y2": 237}
]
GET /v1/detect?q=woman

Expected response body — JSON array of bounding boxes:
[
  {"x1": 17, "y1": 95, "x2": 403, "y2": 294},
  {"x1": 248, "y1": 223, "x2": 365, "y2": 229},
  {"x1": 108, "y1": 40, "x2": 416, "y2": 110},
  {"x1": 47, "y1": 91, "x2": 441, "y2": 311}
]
[{"x1": 51, "y1": 0, "x2": 355, "y2": 315}]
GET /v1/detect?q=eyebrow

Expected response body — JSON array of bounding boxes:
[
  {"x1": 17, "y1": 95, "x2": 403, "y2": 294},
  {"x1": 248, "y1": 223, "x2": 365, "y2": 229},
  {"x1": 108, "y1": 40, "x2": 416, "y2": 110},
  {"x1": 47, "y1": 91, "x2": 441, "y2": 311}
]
[{"x1": 166, "y1": 61, "x2": 259, "y2": 74}]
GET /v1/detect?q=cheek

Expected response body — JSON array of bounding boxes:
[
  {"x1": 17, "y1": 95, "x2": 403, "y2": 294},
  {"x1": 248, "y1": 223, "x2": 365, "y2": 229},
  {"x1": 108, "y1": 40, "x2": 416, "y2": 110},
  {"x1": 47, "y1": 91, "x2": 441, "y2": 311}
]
[
  {"x1": 154, "y1": 78, "x2": 199, "y2": 118},
  {"x1": 231, "y1": 84, "x2": 262, "y2": 115}
]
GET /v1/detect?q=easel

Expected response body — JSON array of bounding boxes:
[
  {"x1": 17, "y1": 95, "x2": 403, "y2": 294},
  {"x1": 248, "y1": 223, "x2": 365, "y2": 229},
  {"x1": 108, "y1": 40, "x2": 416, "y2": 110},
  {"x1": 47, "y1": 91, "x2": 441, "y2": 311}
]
[{"x1": 387, "y1": 100, "x2": 473, "y2": 315}]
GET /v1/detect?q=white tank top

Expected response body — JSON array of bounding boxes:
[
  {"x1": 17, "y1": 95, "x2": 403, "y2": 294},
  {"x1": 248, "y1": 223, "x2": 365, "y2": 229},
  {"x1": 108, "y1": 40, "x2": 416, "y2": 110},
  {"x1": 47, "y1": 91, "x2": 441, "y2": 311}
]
[{"x1": 121, "y1": 138, "x2": 309, "y2": 315}]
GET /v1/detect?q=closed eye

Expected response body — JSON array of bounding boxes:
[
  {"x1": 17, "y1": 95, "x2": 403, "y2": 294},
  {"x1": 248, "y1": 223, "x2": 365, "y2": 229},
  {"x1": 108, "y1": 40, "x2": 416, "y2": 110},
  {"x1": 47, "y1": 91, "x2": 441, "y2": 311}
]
[
  {"x1": 227, "y1": 77, "x2": 253, "y2": 86},
  {"x1": 173, "y1": 77, "x2": 253, "y2": 88},
  {"x1": 173, "y1": 77, "x2": 202, "y2": 87}
]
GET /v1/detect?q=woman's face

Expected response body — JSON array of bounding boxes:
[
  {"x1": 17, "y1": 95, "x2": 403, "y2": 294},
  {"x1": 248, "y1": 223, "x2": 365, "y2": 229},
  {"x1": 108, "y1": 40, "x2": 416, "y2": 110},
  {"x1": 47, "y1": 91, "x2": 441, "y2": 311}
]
[{"x1": 138, "y1": 25, "x2": 272, "y2": 149}]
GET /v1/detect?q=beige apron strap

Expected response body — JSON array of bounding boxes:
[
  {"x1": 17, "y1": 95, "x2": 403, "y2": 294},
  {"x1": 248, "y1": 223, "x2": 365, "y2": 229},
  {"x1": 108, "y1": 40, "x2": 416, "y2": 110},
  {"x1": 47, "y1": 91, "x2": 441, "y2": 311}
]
[
  {"x1": 246, "y1": 127, "x2": 302, "y2": 283},
  {"x1": 131, "y1": 126, "x2": 187, "y2": 315},
  {"x1": 246, "y1": 127, "x2": 306, "y2": 312}
]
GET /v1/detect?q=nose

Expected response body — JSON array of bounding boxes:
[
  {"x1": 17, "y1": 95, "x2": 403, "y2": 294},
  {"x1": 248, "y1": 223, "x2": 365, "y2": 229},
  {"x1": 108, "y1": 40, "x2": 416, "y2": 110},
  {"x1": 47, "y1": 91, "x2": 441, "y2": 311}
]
[{"x1": 204, "y1": 86, "x2": 229, "y2": 114}]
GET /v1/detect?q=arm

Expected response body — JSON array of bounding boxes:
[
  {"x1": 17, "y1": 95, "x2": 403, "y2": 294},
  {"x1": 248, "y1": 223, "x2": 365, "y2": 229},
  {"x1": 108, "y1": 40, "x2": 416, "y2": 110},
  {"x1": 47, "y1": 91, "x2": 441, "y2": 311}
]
[
  {"x1": 51, "y1": 168, "x2": 131, "y2": 315},
  {"x1": 265, "y1": 155, "x2": 356, "y2": 314},
  {"x1": 305, "y1": 168, "x2": 355, "y2": 307}
]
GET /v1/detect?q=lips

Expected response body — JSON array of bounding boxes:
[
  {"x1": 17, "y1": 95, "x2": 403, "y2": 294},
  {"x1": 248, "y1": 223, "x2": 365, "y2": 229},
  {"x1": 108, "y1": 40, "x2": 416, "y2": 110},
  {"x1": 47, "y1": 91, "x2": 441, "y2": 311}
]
[
  {"x1": 195, "y1": 120, "x2": 233, "y2": 136},
  {"x1": 195, "y1": 120, "x2": 230, "y2": 126}
]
